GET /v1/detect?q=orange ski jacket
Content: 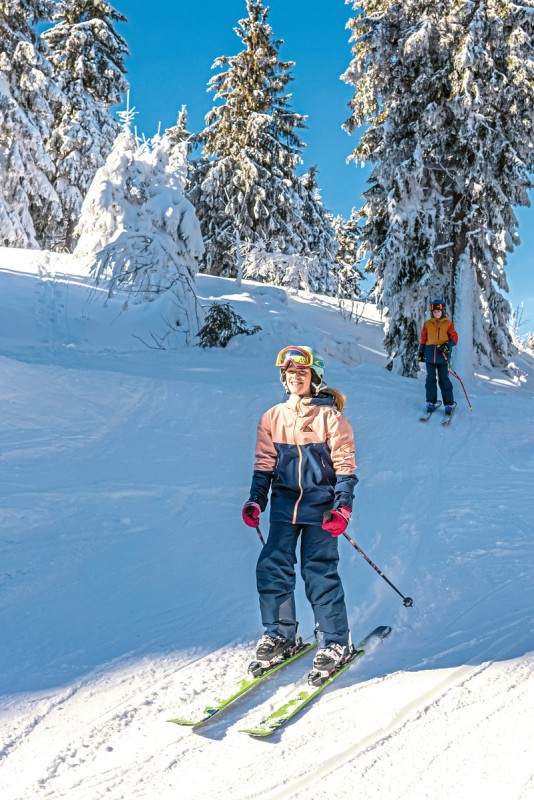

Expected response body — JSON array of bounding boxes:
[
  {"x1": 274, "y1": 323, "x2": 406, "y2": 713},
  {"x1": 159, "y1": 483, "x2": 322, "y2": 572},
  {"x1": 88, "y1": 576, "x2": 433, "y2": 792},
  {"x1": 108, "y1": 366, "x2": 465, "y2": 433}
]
[{"x1": 420, "y1": 315, "x2": 458, "y2": 365}]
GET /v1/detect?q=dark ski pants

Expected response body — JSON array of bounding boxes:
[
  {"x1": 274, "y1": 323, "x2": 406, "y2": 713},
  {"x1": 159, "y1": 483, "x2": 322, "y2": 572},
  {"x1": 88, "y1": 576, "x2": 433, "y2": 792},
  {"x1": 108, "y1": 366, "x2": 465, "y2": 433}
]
[
  {"x1": 425, "y1": 362, "x2": 454, "y2": 405},
  {"x1": 256, "y1": 520, "x2": 349, "y2": 649}
]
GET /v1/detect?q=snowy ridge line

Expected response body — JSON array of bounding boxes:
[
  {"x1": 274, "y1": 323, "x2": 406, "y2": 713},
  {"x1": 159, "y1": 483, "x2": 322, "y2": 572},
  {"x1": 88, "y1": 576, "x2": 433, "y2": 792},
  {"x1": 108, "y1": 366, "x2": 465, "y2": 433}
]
[
  {"x1": 259, "y1": 662, "x2": 489, "y2": 800},
  {"x1": 0, "y1": 265, "x2": 92, "y2": 287}
]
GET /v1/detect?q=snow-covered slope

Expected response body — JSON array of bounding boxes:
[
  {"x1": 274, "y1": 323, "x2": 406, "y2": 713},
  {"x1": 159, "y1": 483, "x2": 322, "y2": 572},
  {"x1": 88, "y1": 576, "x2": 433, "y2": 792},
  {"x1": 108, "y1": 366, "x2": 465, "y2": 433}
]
[{"x1": 0, "y1": 249, "x2": 533, "y2": 800}]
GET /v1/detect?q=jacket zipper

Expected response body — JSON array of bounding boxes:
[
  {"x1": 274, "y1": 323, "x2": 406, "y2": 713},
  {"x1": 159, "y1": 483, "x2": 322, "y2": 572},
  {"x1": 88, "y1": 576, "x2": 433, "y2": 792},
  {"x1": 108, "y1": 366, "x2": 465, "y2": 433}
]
[
  {"x1": 292, "y1": 400, "x2": 304, "y2": 524},
  {"x1": 431, "y1": 320, "x2": 444, "y2": 362}
]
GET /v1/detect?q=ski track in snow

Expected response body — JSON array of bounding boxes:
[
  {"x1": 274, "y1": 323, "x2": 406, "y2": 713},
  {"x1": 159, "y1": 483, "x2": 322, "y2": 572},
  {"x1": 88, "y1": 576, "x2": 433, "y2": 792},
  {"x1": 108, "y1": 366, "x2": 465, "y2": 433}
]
[{"x1": 1, "y1": 256, "x2": 533, "y2": 799}]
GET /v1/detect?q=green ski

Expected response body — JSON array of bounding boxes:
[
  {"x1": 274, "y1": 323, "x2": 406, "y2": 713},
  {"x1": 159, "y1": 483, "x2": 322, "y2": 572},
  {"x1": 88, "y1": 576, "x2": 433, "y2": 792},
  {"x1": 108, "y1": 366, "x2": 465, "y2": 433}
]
[
  {"x1": 170, "y1": 638, "x2": 317, "y2": 728},
  {"x1": 240, "y1": 625, "x2": 392, "y2": 737}
]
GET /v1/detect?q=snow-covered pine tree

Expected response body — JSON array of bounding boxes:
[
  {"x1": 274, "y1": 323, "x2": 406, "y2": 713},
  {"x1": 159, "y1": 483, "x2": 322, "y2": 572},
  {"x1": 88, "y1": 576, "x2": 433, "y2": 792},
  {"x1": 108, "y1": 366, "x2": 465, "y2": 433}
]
[
  {"x1": 167, "y1": 105, "x2": 190, "y2": 148},
  {"x1": 297, "y1": 166, "x2": 338, "y2": 295},
  {"x1": 333, "y1": 209, "x2": 364, "y2": 306},
  {"x1": 0, "y1": 0, "x2": 62, "y2": 248},
  {"x1": 42, "y1": 0, "x2": 129, "y2": 251},
  {"x1": 164, "y1": 105, "x2": 193, "y2": 188},
  {"x1": 166, "y1": 106, "x2": 192, "y2": 160},
  {"x1": 73, "y1": 113, "x2": 137, "y2": 258},
  {"x1": 241, "y1": 244, "x2": 317, "y2": 293},
  {"x1": 342, "y1": 0, "x2": 534, "y2": 375},
  {"x1": 190, "y1": 0, "x2": 306, "y2": 278},
  {"x1": 74, "y1": 109, "x2": 205, "y2": 345}
]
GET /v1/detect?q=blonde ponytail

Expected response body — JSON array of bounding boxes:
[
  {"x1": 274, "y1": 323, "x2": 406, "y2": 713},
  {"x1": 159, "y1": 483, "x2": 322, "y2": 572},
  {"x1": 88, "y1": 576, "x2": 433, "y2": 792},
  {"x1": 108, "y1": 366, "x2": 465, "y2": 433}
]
[{"x1": 321, "y1": 386, "x2": 346, "y2": 412}]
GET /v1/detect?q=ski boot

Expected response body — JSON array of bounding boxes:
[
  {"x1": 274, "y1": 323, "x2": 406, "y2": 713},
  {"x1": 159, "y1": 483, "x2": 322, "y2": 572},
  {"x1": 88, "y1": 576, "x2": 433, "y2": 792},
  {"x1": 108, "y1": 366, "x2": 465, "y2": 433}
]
[
  {"x1": 307, "y1": 642, "x2": 352, "y2": 687},
  {"x1": 248, "y1": 634, "x2": 299, "y2": 678}
]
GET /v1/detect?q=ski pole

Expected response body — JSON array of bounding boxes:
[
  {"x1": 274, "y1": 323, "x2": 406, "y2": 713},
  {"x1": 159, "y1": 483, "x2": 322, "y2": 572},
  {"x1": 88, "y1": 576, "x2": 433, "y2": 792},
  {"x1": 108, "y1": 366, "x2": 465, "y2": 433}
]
[
  {"x1": 442, "y1": 351, "x2": 473, "y2": 410},
  {"x1": 342, "y1": 531, "x2": 413, "y2": 607},
  {"x1": 256, "y1": 526, "x2": 266, "y2": 546}
]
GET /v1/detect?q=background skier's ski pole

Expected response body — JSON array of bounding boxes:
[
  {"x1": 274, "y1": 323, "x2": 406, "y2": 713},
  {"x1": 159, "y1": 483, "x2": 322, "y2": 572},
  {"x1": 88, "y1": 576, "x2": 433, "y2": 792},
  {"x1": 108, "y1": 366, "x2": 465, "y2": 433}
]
[
  {"x1": 342, "y1": 532, "x2": 413, "y2": 607},
  {"x1": 442, "y1": 352, "x2": 473, "y2": 410}
]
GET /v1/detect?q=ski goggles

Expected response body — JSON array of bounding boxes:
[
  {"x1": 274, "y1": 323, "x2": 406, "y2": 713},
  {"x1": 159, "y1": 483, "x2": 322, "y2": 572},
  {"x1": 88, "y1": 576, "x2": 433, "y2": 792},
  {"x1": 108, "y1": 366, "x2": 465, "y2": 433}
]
[
  {"x1": 275, "y1": 346, "x2": 325, "y2": 371},
  {"x1": 430, "y1": 303, "x2": 445, "y2": 311}
]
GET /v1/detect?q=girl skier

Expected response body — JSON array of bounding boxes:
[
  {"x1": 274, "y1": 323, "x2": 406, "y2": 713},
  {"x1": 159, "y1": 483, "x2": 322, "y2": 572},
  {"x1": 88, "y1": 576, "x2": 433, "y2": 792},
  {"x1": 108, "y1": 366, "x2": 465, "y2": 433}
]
[
  {"x1": 241, "y1": 345, "x2": 358, "y2": 681},
  {"x1": 418, "y1": 300, "x2": 459, "y2": 414}
]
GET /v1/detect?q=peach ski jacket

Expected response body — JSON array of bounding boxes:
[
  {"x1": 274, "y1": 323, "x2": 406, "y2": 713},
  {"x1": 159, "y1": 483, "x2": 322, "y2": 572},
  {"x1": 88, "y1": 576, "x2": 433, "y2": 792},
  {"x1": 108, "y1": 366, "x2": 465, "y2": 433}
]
[{"x1": 248, "y1": 393, "x2": 358, "y2": 525}]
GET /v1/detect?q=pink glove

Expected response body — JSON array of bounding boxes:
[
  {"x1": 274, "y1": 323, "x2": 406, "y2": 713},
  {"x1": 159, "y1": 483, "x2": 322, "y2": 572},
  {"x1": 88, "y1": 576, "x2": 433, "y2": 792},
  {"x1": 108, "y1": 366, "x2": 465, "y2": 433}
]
[
  {"x1": 242, "y1": 502, "x2": 261, "y2": 528},
  {"x1": 322, "y1": 506, "x2": 351, "y2": 537}
]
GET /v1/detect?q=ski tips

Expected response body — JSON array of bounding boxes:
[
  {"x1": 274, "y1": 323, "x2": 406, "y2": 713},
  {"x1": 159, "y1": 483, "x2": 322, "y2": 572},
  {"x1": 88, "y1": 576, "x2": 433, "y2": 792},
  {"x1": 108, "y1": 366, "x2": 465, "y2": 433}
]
[{"x1": 240, "y1": 726, "x2": 274, "y2": 737}]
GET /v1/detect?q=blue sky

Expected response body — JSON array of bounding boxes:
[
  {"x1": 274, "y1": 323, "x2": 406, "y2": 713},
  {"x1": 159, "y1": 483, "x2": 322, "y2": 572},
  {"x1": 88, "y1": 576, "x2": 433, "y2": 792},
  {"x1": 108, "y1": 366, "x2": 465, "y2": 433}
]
[{"x1": 118, "y1": 0, "x2": 533, "y2": 328}]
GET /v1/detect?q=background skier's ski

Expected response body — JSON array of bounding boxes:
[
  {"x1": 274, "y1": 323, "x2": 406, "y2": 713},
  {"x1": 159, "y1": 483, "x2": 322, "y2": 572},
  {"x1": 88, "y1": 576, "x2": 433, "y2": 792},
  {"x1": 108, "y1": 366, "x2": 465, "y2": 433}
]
[
  {"x1": 441, "y1": 402, "x2": 457, "y2": 426},
  {"x1": 419, "y1": 400, "x2": 442, "y2": 421}
]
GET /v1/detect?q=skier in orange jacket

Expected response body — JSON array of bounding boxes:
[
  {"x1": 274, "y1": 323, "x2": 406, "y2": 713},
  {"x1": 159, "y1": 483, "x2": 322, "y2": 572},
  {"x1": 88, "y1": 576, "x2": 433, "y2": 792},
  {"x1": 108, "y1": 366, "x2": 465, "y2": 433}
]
[{"x1": 418, "y1": 300, "x2": 458, "y2": 415}]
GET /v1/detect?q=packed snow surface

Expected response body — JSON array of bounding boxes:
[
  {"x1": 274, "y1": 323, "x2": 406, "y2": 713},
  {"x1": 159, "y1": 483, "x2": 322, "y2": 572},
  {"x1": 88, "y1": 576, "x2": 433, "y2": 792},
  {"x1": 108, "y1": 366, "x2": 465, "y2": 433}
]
[{"x1": 0, "y1": 247, "x2": 533, "y2": 799}]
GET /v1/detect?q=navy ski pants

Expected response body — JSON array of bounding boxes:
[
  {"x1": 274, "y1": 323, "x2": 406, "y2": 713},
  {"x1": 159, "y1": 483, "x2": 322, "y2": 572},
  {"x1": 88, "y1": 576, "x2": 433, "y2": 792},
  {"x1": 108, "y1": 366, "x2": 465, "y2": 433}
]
[
  {"x1": 256, "y1": 521, "x2": 349, "y2": 649},
  {"x1": 425, "y1": 362, "x2": 454, "y2": 405}
]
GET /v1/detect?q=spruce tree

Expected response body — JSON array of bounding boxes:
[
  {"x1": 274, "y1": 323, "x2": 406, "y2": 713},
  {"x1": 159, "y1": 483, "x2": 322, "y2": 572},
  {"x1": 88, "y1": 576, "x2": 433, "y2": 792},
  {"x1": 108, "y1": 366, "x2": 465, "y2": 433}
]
[
  {"x1": 238, "y1": 168, "x2": 338, "y2": 294},
  {"x1": 164, "y1": 105, "x2": 194, "y2": 187},
  {"x1": 0, "y1": 0, "x2": 62, "y2": 248},
  {"x1": 42, "y1": 0, "x2": 129, "y2": 251},
  {"x1": 343, "y1": 0, "x2": 534, "y2": 375},
  {"x1": 298, "y1": 167, "x2": 338, "y2": 295},
  {"x1": 197, "y1": 303, "x2": 261, "y2": 348},
  {"x1": 191, "y1": 0, "x2": 306, "y2": 278},
  {"x1": 333, "y1": 209, "x2": 364, "y2": 305}
]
